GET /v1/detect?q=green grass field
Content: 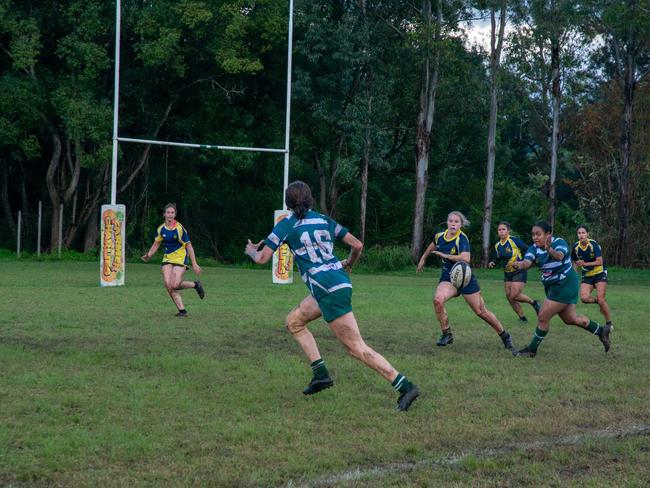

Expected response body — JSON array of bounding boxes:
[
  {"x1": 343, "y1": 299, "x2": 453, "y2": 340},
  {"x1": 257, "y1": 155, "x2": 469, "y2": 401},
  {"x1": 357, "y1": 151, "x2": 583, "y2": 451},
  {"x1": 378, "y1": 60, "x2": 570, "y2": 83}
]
[{"x1": 1, "y1": 261, "x2": 649, "y2": 487}]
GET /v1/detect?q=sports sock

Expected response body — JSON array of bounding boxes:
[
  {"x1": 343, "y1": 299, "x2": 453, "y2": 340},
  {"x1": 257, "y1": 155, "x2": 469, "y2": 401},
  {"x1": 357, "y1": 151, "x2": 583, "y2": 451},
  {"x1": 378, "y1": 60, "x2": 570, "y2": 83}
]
[
  {"x1": 178, "y1": 309, "x2": 186, "y2": 313},
  {"x1": 606, "y1": 321, "x2": 612, "y2": 326},
  {"x1": 441, "y1": 327, "x2": 452, "y2": 335},
  {"x1": 391, "y1": 373, "x2": 412, "y2": 394},
  {"x1": 519, "y1": 315, "x2": 527, "y2": 320},
  {"x1": 586, "y1": 320, "x2": 602, "y2": 336},
  {"x1": 528, "y1": 327, "x2": 548, "y2": 352},
  {"x1": 310, "y1": 359, "x2": 329, "y2": 380},
  {"x1": 499, "y1": 330, "x2": 509, "y2": 338}
]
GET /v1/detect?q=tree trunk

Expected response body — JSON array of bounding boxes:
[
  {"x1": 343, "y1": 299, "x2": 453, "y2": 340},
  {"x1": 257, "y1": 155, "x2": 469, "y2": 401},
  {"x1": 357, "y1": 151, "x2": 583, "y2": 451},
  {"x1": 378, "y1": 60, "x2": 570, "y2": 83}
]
[
  {"x1": 481, "y1": 3, "x2": 506, "y2": 267},
  {"x1": 314, "y1": 154, "x2": 328, "y2": 214},
  {"x1": 617, "y1": 48, "x2": 636, "y2": 266},
  {"x1": 46, "y1": 133, "x2": 62, "y2": 250},
  {"x1": 411, "y1": 0, "x2": 442, "y2": 263},
  {"x1": 83, "y1": 205, "x2": 100, "y2": 252},
  {"x1": 549, "y1": 39, "x2": 561, "y2": 229},
  {"x1": 0, "y1": 159, "x2": 15, "y2": 232},
  {"x1": 360, "y1": 134, "x2": 370, "y2": 243}
]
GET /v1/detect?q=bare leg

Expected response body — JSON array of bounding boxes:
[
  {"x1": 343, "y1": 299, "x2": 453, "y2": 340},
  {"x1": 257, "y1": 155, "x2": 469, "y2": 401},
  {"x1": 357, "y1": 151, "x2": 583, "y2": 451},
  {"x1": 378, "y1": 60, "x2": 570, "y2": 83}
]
[
  {"x1": 580, "y1": 283, "x2": 597, "y2": 304},
  {"x1": 510, "y1": 281, "x2": 534, "y2": 305},
  {"x1": 433, "y1": 282, "x2": 458, "y2": 332},
  {"x1": 537, "y1": 299, "x2": 568, "y2": 331},
  {"x1": 505, "y1": 282, "x2": 525, "y2": 317},
  {"x1": 162, "y1": 265, "x2": 185, "y2": 310},
  {"x1": 595, "y1": 282, "x2": 612, "y2": 322},
  {"x1": 329, "y1": 312, "x2": 398, "y2": 382},
  {"x1": 558, "y1": 304, "x2": 590, "y2": 329},
  {"x1": 285, "y1": 295, "x2": 323, "y2": 363},
  {"x1": 464, "y1": 292, "x2": 505, "y2": 334}
]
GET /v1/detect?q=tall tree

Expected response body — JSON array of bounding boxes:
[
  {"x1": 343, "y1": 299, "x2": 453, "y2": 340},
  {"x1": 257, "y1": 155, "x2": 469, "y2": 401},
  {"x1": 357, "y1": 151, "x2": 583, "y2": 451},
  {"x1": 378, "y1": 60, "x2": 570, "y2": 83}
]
[
  {"x1": 481, "y1": 0, "x2": 508, "y2": 266},
  {"x1": 509, "y1": 0, "x2": 585, "y2": 227},
  {"x1": 587, "y1": 0, "x2": 650, "y2": 265},
  {"x1": 411, "y1": 0, "x2": 443, "y2": 263}
]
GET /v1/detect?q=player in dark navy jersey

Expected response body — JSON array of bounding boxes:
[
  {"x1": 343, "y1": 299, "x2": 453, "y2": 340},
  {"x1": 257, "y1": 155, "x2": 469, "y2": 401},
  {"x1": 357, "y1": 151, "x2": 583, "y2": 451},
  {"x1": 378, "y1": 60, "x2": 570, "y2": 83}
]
[
  {"x1": 488, "y1": 221, "x2": 541, "y2": 322},
  {"x1": 141, "y1": 203, "x2": 204, "y2": 317},
  {"x1": 417, "y1": 211, "x2": 513, "y2": 350},
  {"x1": 572, "y1": 225, "x2": 613, "y2": 328},
  {"x1": 511, "y1": 221, "x2": 611, "y2": 358},
  {"x1": 245, "y1": 181, "x2": 419, "y2": 411}
]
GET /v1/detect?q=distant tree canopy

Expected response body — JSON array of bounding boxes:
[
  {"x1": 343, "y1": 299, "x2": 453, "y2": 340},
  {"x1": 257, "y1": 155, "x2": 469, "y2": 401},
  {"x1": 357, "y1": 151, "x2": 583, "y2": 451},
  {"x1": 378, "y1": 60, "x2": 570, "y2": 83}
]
[{"x1": 1, "y1": 0, "x2": 649, "y2": 266}]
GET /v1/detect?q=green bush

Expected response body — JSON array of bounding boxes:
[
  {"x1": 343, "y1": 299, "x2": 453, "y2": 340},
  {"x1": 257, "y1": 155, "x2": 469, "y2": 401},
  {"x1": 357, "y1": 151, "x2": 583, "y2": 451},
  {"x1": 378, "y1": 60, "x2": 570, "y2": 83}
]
[{"x1": 359, "y1": 244, "x2": 413, "y2": 272}]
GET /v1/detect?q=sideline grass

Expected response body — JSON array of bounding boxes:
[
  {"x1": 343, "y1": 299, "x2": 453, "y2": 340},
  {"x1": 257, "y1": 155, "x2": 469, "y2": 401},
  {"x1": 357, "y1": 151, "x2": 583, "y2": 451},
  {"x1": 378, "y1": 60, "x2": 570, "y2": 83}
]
[{"x1": 0, "y1": 261, "x2": 648, "y2": 486}]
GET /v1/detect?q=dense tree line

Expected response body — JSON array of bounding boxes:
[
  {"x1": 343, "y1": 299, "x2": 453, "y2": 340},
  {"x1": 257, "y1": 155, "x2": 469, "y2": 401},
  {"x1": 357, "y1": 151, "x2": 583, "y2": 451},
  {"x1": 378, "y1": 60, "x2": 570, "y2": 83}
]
[{"x1": 1, "y1": 0, "x2": 648, "y2": 266}]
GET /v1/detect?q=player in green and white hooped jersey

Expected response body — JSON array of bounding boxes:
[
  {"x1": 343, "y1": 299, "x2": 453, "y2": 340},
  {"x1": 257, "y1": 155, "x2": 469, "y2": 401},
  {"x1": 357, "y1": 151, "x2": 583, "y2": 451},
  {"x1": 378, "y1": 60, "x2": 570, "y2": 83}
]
[
  {"x1": 245, "y1": 181, "x2": 419, "y2": 411},
  {"x1": 511, "y1": 221, "x2": 611, "y2": 358}
]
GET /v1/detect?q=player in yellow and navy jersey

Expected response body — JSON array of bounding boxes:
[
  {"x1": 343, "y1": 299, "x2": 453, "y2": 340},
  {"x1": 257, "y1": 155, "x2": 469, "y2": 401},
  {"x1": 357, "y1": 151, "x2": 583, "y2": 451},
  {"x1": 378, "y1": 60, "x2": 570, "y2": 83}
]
[
  {"x1": 245, "y1": 181, "x2": 419, "y2": 411},
  {"x1": 141, "y1": 203, "x2": 205, "y2": 317},
  {"x1": 488, "y1": 221, "x2": 541, "y2": 323},
  {"x1": 511, "y1": 221, "x2": 611, "y2": 358},
  {"x1": 572, "y1": 225, "x2": 613, "y2": 328},
  {"x1": 417, "y1": 211, "x2": 513, "y2": 350}
]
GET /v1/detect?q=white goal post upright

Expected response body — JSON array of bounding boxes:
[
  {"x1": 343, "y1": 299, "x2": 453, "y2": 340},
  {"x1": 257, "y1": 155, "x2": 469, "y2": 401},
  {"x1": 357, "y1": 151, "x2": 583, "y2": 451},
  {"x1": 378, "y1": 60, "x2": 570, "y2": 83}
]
[{"x1": 103, "y1": 0, "x2": 295, "y2": 287}]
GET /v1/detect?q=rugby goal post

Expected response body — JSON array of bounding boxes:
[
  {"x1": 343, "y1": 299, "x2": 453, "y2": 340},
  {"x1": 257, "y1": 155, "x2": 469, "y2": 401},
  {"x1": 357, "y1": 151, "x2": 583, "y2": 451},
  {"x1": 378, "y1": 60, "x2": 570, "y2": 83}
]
[{"x1": 102, "y1": 0, "x2": 295, "y2": 286}]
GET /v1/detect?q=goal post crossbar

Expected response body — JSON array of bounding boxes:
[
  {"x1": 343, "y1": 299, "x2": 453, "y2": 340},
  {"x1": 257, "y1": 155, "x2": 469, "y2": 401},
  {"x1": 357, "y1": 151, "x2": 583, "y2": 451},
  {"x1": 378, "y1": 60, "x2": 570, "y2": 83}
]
[{"x1": 117, "y1": 137, "x2": 288, "y2": 154}]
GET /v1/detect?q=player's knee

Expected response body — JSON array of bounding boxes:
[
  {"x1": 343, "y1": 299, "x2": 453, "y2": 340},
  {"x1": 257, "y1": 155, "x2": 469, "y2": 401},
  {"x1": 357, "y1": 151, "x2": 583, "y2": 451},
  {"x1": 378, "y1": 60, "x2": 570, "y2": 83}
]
[
  {"x1": 285, "y1": 309, "x2": 307, "y2": 335},
  {"x1": 164, "y1": 282, "x2": 175, "y2": 293},
  {"x1": 433, "y1": 296, "x2": 445, "y2": 310},
  {"x1": 580, "y1": 293, "x2": 590, "y2": 303}
]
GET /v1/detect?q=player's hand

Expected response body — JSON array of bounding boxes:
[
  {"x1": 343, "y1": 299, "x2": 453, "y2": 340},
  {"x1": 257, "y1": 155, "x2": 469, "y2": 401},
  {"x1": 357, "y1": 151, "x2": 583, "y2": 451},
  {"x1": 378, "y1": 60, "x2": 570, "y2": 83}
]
[
  {"x1": 432, "y1": 250, "x2": 446, "y2": 259},
  {"x1": 141, "y1": 253, "x2": 150, "y2": 262},
  {"x1": 575, "y1": 260, "x2": 585, "y2": 267},
  {"x1": 245, "y1": 239, "x2": 262, "y2": 259},
  {"x1": 544, "y1": 235, "x2": 552, "y2": 250},
  {"x1": 488, "y1": 261, "x2": 495, "y2": 268},
  {"x1": 193, "y1": 263, "x2": 202, "y2": 275},
  {"x1": 341, "y1": 259, "x2": 353, "y2": 273},
  {"x1": 511, "y1": 261, "x2": 521, "y2": 270},
  {"x1": 416, "y1": 261, "x2": 425, "y2": 273}
]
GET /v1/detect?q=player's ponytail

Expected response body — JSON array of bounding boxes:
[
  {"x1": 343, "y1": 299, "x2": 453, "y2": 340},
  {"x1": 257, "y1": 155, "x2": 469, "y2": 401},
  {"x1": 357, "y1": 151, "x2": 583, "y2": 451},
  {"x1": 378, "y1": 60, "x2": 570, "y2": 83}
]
[{"x1": 285, "y1": 181, "x2": 313, "y2": 220}]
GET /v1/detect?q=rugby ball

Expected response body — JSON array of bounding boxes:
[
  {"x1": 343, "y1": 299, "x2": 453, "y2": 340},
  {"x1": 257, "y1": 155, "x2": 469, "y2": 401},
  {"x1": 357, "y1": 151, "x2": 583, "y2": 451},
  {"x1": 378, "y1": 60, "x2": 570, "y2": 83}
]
[{"x1": 450, "y1": 262, "x2": 472, "y2": 289}]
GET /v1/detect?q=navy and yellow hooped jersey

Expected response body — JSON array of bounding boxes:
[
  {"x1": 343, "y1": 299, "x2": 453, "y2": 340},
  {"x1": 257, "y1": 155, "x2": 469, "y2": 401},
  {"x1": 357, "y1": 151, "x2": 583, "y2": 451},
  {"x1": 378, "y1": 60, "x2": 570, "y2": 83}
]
[
  {"x1": 264, "y1": 210, "x2": 350, "y2": 301},
  {"x1": 490, "y1": 235, "x2": 528, "y2": 273},
  {"x1": 155, "y1": 221, "x2": 190, "y2": 266},
  {"x1": 572, "y1": 239, "x2": 605, "y2": 277},
  {"x1": 433, "y1": 230, "x2": 471, "y2": 272},
  {"x1": 524, "y1": 237, "x2": 573, "y2": 284}
]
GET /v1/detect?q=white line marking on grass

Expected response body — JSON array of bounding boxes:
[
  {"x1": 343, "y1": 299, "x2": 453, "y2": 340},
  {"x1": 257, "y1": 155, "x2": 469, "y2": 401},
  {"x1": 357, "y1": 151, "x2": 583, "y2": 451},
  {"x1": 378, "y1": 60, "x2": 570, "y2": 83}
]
[{"x1": 286, "y1": 423, "x2": 650, "y2": 488}]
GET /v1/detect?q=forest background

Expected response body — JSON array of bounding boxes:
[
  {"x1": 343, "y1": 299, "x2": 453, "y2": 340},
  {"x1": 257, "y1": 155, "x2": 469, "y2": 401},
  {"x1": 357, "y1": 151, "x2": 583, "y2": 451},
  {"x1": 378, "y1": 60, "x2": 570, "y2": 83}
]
[{"x1": 1, "y1": 0, "x2": 648, "y2": 267}]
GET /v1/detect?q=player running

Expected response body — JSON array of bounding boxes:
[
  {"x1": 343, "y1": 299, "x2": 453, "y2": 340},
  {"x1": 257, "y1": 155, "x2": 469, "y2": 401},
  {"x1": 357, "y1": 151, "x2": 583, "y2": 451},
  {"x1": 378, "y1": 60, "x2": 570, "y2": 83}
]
[
  {"x1": 245, "y1": 181, "x2": 419, "y2": 411},
  {"x1": 141, "y1": 203, "x2": 205, "y2": 317},
  {"x1": 511, "y1": 221, "x2": 611, "y2": 358},
  {"x1": 572, "y1": 225, "x2": 613, "y2": 328},
  {"x1": 488, "y1": 221, "x2": 541, "y2": 323},
  {"x1": 416, "y1": 211, "x2": 513, "y2": 350}
]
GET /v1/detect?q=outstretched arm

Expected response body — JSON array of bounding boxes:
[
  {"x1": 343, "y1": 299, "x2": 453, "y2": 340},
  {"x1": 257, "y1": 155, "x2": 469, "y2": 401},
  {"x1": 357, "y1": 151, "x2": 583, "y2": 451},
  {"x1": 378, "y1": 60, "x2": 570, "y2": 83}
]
[
  {"x1": 417, "y1": 242, "x2": 437, "y2": 272},
  {"x1": 141, "y1": 240, "x2": 161, "y2": 261},
  {"x1": 340, "y1": 233, "x2": 363, "y2": 271},
  {"x1": 245, "y1": 239, "x2": 274, "y2": 264}
]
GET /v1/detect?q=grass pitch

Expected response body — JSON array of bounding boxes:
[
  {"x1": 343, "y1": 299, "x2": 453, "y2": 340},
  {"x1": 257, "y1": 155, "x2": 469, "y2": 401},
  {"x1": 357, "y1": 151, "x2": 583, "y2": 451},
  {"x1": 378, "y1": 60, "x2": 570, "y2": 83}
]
[{"x1": 1, "y1": 261, "x2": 649, "y2": 486}]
